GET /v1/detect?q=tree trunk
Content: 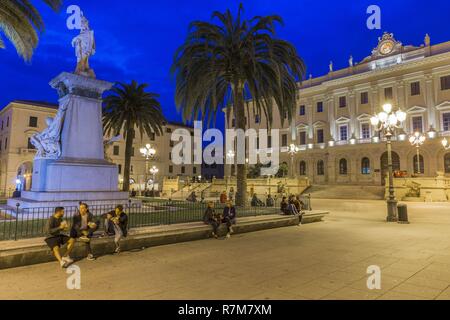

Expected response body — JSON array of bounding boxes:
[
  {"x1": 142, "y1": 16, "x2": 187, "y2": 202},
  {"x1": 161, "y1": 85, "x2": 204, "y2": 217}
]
[
  {"x1": 122, "y1": 128, "x2": 135, "y2": 192},
  {"x1": 234, "y1": 82, "x2": 247, "y2": 207}
]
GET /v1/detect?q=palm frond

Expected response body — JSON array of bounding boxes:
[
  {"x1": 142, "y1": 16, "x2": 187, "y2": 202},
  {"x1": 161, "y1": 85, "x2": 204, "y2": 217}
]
[{"x1": 0, "y1": 0, "x2": 62, "y2": 61}]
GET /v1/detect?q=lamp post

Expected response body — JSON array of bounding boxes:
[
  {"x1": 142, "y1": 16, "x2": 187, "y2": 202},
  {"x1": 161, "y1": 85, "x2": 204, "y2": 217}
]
[
  {"x1": 371, "y1": 103, "x2": 407, "y2": 222},
  {"x1": 442, "y1": 138, "x2": 450, "y2": 151},
  {"x1": 288, "y1": 144, "x2": 300, "y2": 179},
  {"x1": 140, "y1": 144, "x2": 156, "y2": 194},
  {"x1": 409, "y1": 132, "x2": 426, "y2": 175},
  {"x1": 226, "y1": 150, "x2": 235, "y2": 191},
  {"x1": 149, "y1": 166, "x2": 159, "y2": 196}
]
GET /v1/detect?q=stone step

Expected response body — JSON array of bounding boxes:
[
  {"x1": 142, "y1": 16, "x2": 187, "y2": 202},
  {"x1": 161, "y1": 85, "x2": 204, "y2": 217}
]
[{"x1": 305, "y1": 185, "x2": 385, "y2": 200}]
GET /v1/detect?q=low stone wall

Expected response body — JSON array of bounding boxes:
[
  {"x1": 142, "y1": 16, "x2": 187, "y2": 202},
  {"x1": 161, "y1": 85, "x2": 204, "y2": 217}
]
[
  {"x1": 0, "y1": 211, "x2": 328, "y2": 270},
  {"x1": 386, "y1": 174, "x2": 450, "y2": 202}
]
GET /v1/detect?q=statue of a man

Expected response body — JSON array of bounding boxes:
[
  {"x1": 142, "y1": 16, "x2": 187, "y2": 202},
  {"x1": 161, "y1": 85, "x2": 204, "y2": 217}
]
[
  {"x1": 31, "y1": 103, "x2": 68, "y2": 159},
  {"x1": 71, "y1": 12, "x2": 96, "y2": 78}
]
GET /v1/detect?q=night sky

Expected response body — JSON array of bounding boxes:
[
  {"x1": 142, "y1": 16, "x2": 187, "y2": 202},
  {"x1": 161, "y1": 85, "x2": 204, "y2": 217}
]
[{"x1": 1, "y1": 0, "x2": 449, "y2": 131}]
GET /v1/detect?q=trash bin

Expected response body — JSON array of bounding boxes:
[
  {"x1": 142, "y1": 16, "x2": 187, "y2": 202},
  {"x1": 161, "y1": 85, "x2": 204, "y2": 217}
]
[{"x1": 397, "y1": 204, "x2": 409, "y2": 224}]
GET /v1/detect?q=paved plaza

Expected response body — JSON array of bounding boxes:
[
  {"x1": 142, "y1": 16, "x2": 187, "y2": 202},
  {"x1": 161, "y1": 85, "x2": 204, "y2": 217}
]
[{"x1": 1, "y1": 199, "x2": 450, "y2": 300}]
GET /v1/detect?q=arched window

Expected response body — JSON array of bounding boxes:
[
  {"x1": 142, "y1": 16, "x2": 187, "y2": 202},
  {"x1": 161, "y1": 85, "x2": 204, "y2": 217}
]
[
  {"x1": 317, "y1": 160, "x2": 325, "y2": 176},
  {"x1": 299, "y1": 161, "x2": 307, "y2": 176},
  {"x1": 413, "y1": 154, "x2": 424, "y2": 174},
  {"x1": 339, "y1": 159, "x2": 348, "y2": 175},
  {"x1": 361, "y1": 157, "x2": 371, "y2": 175},
  {"x1": 445, "y1": 154, "x2": 450, "y2": 174}
]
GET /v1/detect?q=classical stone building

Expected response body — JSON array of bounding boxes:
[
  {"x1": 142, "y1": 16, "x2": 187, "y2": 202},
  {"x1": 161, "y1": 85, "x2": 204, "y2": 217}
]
[
  {"x1": 225, "y1": 33, "x2": 450, "y2": 186},
  {"x1": 0, "y1": 100, "x2": 200, "y2": 195}
]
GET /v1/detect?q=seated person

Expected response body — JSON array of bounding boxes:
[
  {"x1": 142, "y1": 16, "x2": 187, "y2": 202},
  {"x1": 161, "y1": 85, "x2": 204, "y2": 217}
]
[
  {"x1": 111, "y1": 205, "x2": 129, "y2": 254},
  {"x1": 251, "y1": 194, "x2": 264, "y2": 207},
  {"x1": 266, "y1": 194, "x2": 275, "y2": 207},
  {"x1": 222, "y1": 201, "x2": 237, "y2": 238},
  {"x1": 45, "y1": 207, "x2": 75, "y2": 268},
  {"x1": 70, "y1": 203, "x2": 99, "y2": 261},
  {"x1": 203, "y1": 201, "x2": 221, "y2": 239},
  {"x1": 280, "y1": 197, "x2": 289, "y2": 215}
]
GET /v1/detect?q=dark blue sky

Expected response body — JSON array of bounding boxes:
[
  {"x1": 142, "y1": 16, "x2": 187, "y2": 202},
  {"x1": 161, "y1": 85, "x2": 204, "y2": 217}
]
[{"x1": 1, "y1": 0, "x2": 449, "y2": 131}]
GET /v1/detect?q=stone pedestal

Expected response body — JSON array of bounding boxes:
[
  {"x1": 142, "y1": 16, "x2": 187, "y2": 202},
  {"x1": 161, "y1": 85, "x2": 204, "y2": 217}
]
[{"x1": 9, "y1": 72, "x2": 129, "y2": 209}]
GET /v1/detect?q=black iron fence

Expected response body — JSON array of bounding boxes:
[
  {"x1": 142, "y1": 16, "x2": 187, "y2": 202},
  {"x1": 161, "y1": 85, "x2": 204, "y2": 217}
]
[{"x1": 0, "y1": 200, "x2": 281, "y2": 241}]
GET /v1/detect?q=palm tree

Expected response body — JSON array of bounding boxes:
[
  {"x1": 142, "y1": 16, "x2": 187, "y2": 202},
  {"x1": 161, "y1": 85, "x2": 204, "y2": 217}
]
[
  {"x1": 172, "y1": 4, "x2": 306, "y2": 206},
  {"x1": 0, "y1": 0, "x2": 62, "y2": 61},
  {"x1": 103, "y1": 81, "x2": 166, "y2": 192}
]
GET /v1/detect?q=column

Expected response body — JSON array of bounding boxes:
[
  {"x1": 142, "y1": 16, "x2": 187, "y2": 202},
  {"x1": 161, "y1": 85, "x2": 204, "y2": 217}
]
[
  {"x1": 425, "y1": 74, "x2": 437, "y2": 130},
  {"x1": 327, "y1": 95, "x2": 336, "y2": 140}
]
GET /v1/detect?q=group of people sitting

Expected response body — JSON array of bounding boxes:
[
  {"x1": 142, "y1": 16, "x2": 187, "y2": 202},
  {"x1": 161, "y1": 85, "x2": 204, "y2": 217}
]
[
  {"x1": 203, "y1": 201, "x2": 237, "y2": 239},
  {"x1": 281, "y1": 195, "x2": 305, "y2": 220},
  {"x1": 44, "y1": 203, "x2": 128, "y2": 269}
]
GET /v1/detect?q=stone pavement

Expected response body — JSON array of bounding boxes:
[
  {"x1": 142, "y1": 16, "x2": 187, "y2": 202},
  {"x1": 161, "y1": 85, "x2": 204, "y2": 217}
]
[{"x1": 0, "y1": 199, "x2": 450, "y2": 300}]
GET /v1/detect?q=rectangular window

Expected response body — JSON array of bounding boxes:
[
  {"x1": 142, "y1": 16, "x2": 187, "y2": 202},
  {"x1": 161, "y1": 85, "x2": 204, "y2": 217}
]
[
  {"x1": 181, "y1": 166, "x2": 185, "y2": 174},
  {"x1": 193, "y1": 167, "x2": 197, "y2": 175},
  {"x1": 281, "y1": 134, "x2": 288, "y2": 147},
  {"x1": 316, "y1": 102, "x2": 323, "y2": 113},
  {"x1": 339, "y1": 125, "x2": 348, "y2": 141},
  {"x1": 255, "y1": 115, "x2": 260, "y2": 124},
  {"x1": 169, "y1": 165, "x2": 173, "y2": 174},
  {"x1": 29, "y1": 116, "x2": 38, "y2": 128},
  {"x1": 411, "y1": 81, "x2": 421, "y2": 96},
  {"x1": 360, "y1": 92, "x2": 369, "y2": 105},
  {"x1": 316, "y1": 129, "x2": 324, "y2": 144},
  {"x1": 113, "y1": 145, "x2": 120, "y2": 156},
  {"x1": 385, "y1": 87, "x2": 393, "y2": 101},
  {"x1": 441, "y1": 75, "x2": 450, "y2": 91},
  {"x1": 361, "y1": 123, "x2": 371, "y2": 139},
  {"x1": 412, "y1": 116, "x2": 423, "y2": 133},
  {"x1": 27, "y1": 137, "x2": 35, "y2": 149},
  {"x1": 339, "y1": 96, "x2": 347, "y2": 108},
  {"x1": 299, "y1": 105, "x2": 306, "y2": 116},
  {"x1": 299, "y1": 132, "x2": 307, "y2": 145},
  {"x1": 443, "y1": 113, "x2": 450, "y2": 131},
  {"x1": 118, "y1": 164, "x2": 122, "y2": 174}
]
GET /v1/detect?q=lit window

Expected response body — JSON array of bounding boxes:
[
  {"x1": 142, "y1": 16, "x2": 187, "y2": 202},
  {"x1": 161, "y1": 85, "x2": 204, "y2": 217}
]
[
  {"x1": 443, "y1": 113, "x2": 450, "y2": 132},
  {"x1": 317, "y1": 102, "x2": 323, "y2": 113},
  {"x1": 361, "y1": 158, "x2": 371, "y2": 175},
  {"x1": 316, "y1": 129, "x2": 324, "y2": 144},
  {"x1": 299, "y1": 132, "x2": 307, "y2": 145},
  {"x1": 412, "y1": 116, "x2": 423, "y2": 133},
  {"x1": 299, "y1": 105, "x2": 306, "y2": 116},
  {"x1": 361, "y1": 123, "x2": 371, "y2": 139},
  {"x1": 339, "y1": 125, "x2": 348, "y2": 141}
]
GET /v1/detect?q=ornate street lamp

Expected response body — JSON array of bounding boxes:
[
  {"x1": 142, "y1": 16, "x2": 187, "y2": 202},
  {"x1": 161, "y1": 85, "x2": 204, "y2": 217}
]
[
  {"x1": 140, "y1": 144, "x2": 156, "y2": 194},
  {"x1": 442, "y1": 138, "x2": 450, "y2": 151},
  {"x1": 288, "y1": 143, "x2": 300, "y2": 178},
  {"x1": 409, "y1": 132, "x2": 426, "y2": 175},
  {"x1": 149, "y1": 165, "x2": 159, "y2": 196},
  {"x1": 371, "y1": 103, "x2": 407, "y2": 222}
]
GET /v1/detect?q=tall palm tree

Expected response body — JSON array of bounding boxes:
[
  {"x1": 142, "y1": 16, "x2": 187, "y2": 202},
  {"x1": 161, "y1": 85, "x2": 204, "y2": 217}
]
[
  {"x1": 0, "y1": 0, "x2": 62, "y2": 61},
  {"x1": 172, "y1": 4, "x2": 306, "y2": 206},
  {"x1": 103, "y1": 81, "x2": 166, "y2": 192}
]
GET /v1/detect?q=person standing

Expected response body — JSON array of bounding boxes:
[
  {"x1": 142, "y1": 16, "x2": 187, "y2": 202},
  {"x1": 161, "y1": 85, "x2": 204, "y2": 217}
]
[
  {"x1": 45, "y1": 207, "x2": 75, "y2": 268},
  {"x1": 70, "y1": 203, "x2": 98, "y2": 261},
  {"x1": 222, "y1": 201, "x2": 237, "y2": 238}
]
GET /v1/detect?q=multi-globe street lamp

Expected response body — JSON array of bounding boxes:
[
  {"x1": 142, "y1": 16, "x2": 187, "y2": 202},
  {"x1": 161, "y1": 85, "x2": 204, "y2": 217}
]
[
  {"x1": 442, "y1": 138, "x2": 450, "y2": 151},
  {"x1": 371, "y1": 103, "x2": 407, "y2": 222},
  {"x1": 409, "y1": 132, "x2": 426, "y2": 175},
  {"x1": 140, "y1": 144, "x2": 156, "y2": 194},
  {"x1": 288, "y1": 144, "x2": 300, "y2": 179},
  {"x1": 149, "y1": 166, "x2": 159, "y2": 195}
]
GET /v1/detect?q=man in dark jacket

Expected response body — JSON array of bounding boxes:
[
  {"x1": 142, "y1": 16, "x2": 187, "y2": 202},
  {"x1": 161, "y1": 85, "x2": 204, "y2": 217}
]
[
  {"x1": 70, "y1": 203, "x2": 99, "y2": 261},
  {"x1": 45, "y1": 207, "x2": 75, "y2": 268},
  {"x1": 203, "y1": 202, "x2": 221, "y2": 239},
  {"x1": 222, "y1": 201, "x2": 237, "y2": 238}
]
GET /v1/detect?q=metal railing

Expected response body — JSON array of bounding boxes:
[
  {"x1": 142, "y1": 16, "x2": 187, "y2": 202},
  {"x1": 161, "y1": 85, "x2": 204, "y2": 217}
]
[{"x1": 0, "y1": 200, "x2": 281, "y2": 241}]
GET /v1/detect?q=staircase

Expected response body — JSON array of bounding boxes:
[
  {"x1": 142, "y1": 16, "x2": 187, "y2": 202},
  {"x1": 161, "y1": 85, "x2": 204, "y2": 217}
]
[{"x1": 304, "y1": 185, "x2": 385, "y2": 200}]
